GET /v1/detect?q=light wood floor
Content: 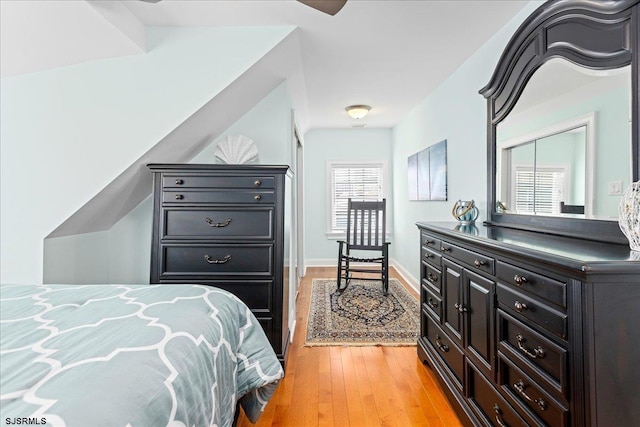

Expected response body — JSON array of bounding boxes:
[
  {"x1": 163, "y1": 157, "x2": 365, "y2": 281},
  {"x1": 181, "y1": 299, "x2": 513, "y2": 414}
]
[{"x1": 236, "y1": 267, "x2": 463, "y2": 427}]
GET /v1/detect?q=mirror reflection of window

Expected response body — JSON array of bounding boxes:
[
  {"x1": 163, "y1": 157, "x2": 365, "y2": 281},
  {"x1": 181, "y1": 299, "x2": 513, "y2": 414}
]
[
  {"x1": 495, "y1": 58, "x2": 631, "y2": 220},
  {"x1": 502, "y1": 127, "x2": 586, "y2": 216}
]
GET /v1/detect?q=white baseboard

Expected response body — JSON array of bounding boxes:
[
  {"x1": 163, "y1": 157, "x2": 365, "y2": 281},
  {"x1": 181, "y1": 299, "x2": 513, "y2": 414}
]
[
  {"x1": 304, "y1": 258, "x2": 338, "y2": 267},
  {"x1": 289, "y1": 319, "x2": 296, "y2": 343},
  {"x1": 390, "y1": 258, "x2": 419, "y2": 293}
]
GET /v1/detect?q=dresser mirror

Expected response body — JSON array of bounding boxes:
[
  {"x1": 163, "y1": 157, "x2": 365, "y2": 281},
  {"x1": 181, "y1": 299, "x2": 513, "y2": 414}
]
[
  {"x1": 481, "y1": 0, "x2": 639, "y2": 243},
  {"x1": 496, "y1": 59, "x2": 631, "y2": 220}
]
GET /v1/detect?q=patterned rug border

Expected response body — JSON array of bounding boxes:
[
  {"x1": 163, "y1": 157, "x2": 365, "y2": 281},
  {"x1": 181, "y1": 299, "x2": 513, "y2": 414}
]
[{"x1": 304, "y1": 278, "x2": 419, "y2": 347}]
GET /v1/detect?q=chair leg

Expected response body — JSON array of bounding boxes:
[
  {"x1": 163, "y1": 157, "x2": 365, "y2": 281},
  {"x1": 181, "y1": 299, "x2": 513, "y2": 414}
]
[
  {"x1": 382, "y1": 249, "x2": 389, "y2": 296},
  {"x1": 345, "y1": 258, "x2": 351, "y2": 289},
  {"x1": 337, "y1": 257, "x2": 343, "y2": 292},
  {"x1": 339, "y1": 262, "x2": 350, "y2": 292},
  {"x1": 337, "y1": 242, "x2": 347, "y2": 292},
  {"x1": 381, "y1": 266, "x2": 388, "y2": 296}
]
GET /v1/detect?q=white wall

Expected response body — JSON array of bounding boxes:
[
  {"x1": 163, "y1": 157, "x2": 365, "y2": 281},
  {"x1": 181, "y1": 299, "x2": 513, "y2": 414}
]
[
  {"x1": 43, "y1": 82, "x2": 295, "y2": 284},
  {"x1": 193, "y1": 82, "x2": 294, "y2": 166},
  {"x1": 390, "y1": 2, "x2": 541, "y2": 282},
  {"x1": 1, "y1": 26, "x2": 293, "y2": 284},
  {"x1": 303, "y1": 128, "x2": 393, "y2": 264},
  {"x1": 43, "y1": 196, "x2": 152, "y2": 284}
]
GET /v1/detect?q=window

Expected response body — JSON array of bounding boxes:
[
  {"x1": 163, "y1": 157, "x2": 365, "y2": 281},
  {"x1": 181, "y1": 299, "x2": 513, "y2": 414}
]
[
  {"x1": 513, "y1": 166, "x2": 567, "y2": 214},
  {"x1": 327, "y1": 161, "x2": 387, "y2": 236}
]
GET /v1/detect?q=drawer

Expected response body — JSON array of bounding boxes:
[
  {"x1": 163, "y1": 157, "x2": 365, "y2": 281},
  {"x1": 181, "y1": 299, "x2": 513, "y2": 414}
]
[
  {"x1": 421, "y1": 246, "x2": 442, "y2": 269},
  {"x1": 497, "y1": 283, "x2": 567, "y2": 340},
  {"x1": 159, "y1": 280, "x2": 274, "y2": 314},
  {"x1": 496, "y1": 261, "x2": 566, "y2": 309},
  {"x1": 163, "y1": 208, "x2": 273, "y2": 240},
  {"x1": 162, "y1": 174, "x2": 274, "y2": 189},
  {"x1": 499, "y1": 355, "x2": 569, "y2": 427},
  {"x1": 421, "y1": 262, "x2": 442, "y2": 294},
  {"x1": 161, "y1": 244, "x2": 273, "y2": 277},
  {"x1": 423, "y1": 312, "x2": 464, "y2": 390},
  {"x1": 162, "y1": 190, "x2": 274, "y2": 205},
  {"x1": 208, "y1": 280, "x2": 273, "y2": 314},
  {"x1": 440, "y1": 240, "x2": 495, "y2": 275},
  {"x1": 498, "y1": 310, "x2": 568, "y2": 399},
  {"x1": 468, "y1": 362, "x2": 528, "y2": 427},
  {"x1": 422, "y1": 284, "x2": 442, "y2": 322},
  {"x1": 420, "y1": 233, "x2": 441, "y2": 251}
]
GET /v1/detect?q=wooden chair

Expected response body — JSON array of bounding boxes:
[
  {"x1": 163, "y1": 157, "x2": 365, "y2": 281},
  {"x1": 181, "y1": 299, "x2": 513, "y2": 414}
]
[{"x1": 337, "y1": 199, "x2": 390, "y2": 295}]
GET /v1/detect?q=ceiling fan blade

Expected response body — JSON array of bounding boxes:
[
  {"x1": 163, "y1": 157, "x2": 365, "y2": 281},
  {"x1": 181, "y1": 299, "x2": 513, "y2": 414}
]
[{"x1": 297, "y1": 0, "x2": 347, "y2": 16}]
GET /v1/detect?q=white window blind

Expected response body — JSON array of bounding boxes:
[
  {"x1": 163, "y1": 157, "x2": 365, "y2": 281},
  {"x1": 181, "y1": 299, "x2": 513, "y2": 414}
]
[
  {"x1": 328, "y1": 163, "x2": 385, "y2": 233},
  {"x1": 515, "y1": 167, "x2": 565, "y2": 214}
]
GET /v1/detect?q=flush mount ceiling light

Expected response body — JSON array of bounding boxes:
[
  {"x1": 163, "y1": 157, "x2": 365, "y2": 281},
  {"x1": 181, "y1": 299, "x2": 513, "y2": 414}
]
[{"x1": 345, "y1": 105, "x2": 371, "y2": 119}]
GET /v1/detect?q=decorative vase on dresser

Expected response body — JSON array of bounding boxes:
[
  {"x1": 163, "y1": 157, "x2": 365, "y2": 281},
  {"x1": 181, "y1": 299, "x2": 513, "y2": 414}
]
[{"x1": 148, "y1": 164, "x2": 292, "y2": 366}]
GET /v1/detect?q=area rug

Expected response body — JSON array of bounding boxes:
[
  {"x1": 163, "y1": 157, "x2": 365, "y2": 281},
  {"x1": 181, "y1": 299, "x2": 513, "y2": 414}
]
[{"x1": 305, "y1": 278, "x2": 420, "y2": 346}]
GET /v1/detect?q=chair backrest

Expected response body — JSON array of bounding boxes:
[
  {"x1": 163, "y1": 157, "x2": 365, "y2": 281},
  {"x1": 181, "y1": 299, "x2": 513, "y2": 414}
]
[{"x1": 346, "y1": 198, "x2": 386, "y2": 249}]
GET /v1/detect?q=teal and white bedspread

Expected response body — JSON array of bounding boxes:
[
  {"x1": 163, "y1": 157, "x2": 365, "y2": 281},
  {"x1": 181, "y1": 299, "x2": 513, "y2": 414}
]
[{"x1": 0, "y1": 284, "x2": 284, "y2": 427}]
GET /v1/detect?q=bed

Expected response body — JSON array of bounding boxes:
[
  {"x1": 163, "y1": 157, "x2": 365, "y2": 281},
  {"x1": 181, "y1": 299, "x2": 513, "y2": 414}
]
[{"x1": 0, "y1": 283, "x2": 284, "y2": 427}]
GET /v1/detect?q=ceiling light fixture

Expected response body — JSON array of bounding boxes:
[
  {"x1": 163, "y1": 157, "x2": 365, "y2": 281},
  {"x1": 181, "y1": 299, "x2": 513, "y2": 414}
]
[{"x1": 345, "y1": 105, "x2": 371, "y2": 119}]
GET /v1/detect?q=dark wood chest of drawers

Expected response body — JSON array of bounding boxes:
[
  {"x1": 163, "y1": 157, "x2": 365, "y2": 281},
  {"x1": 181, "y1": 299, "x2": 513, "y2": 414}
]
[
  {"x1": 416, "y1": 222, "x2": 640, "y2": 427},
  {"x1": 149, "y1": 164, "x2": 291, "y2": 365}
]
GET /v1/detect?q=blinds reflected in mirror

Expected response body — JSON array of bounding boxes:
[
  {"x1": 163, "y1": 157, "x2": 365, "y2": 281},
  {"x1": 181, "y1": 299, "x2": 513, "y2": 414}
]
[{"x1": 514, "y1": 167, "x2": 566, "y2": 215}]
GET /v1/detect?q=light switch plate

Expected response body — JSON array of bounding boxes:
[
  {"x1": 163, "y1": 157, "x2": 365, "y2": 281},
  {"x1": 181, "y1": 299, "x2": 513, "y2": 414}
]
[{"x1": 608, "y1": 181, "x2": 623, "y2": 195}]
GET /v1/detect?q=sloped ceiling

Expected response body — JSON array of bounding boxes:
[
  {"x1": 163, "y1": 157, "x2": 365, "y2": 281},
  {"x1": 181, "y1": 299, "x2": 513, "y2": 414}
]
[
  {"x1": 2, "y1": 0, "x2": 534, "y2": 129},
  {"x1": 47, "y1": 29, "x2": 307, "y2": 237},
  {"x1": 0, "y1": 0, "x2": 146, "y2": 77}
]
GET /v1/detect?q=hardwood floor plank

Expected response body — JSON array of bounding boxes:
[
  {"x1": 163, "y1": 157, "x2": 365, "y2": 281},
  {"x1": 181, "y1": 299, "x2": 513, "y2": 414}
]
[
  {"x1": 235, "y1": 267, "x2": 462, "y2": 427},
  {"x1": 351, "y1": 347, "x2": 383, "y2": 426},
  {"x1": 340, "y1": 346, "x2": 367, "y2": 425},
  {"x1": 328, "y1": 350, "x2": 350, "y2": 426}
]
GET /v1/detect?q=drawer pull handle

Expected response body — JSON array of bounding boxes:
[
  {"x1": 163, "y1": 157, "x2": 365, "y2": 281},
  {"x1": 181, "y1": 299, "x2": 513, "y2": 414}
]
[
  {"x1": 514, "y1": 301, "x2": 528, "y2": 312},
  {"x1": 514, "y1": 274, "x2": 528, "y2": 285},
  {"x1": 440, "y1": 246, "x2": 451, "y2": 252},
  {"x1": 454, "y1": 302, "x2": 467, "y2": 313},
  {"x1": 516, "y1": 333, "x2": 545, "y2": 359},
  {"x1": 427, "y1": 297, "x2": 438, "y2": 309},
  {"x1": 513, "y1": 380, "x2": 547, "y2": 411},
  {"x1": 254, "y1": 180, "x2": 262, "y2": 187},
  {"x1": 175, "y1": 194, "x2": 184, "y2": 200},
  {"x1": 427, "y1": 272, "x2": 438, "y2": 283},
  {"x1": 254, "y1": 194, "x2": 262, "y2": 201},
  {"x1": 493, "y1": 404, "x2": 508, "y2": 427},
  {"x1": 425, "y1": 239, "x2": 435, "y2": 245},
  {"x1": 204, "y1": 254, "x2": 232, "y2": 264},
  {"x1": 435, "y1": 334, "x2": 449, "y2": 352},
  {"x1": 474, "y1": 259, "x2": 486, "y2": 267},
  {"x1": 424, "y1": 253, "x2": 433, "y2": 259},
  {"x1": 175, "y1": 179, "x2": 184, "y2": 185},
  {"x1": 205, "y1": 218, "x2": 232, "y2": 228}
]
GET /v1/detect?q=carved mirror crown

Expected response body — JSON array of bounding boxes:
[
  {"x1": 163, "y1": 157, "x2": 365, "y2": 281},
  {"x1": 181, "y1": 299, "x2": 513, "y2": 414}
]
[{"x1": 480, "y1": 0, "x2": 639, "y2": 243}]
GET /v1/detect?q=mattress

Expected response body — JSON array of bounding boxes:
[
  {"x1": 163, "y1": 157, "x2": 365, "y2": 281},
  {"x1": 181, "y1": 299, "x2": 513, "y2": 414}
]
[{"x1": 0, "y1": 284, "x2": 284, "y2": 426}]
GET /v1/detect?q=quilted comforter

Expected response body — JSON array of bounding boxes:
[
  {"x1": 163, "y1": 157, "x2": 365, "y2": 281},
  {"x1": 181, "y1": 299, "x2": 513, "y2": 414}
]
[{"x1": 0, "y1": 284, "x2": 284, "y2": 427}]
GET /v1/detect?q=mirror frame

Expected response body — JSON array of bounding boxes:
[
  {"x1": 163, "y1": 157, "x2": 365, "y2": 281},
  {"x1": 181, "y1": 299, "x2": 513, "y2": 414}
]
[{"x1": 480, "y1": 0, "x2": 639, "y2": 244}]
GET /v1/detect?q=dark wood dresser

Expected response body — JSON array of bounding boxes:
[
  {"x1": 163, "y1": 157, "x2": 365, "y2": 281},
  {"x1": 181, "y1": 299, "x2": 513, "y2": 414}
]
[
  {"x1": 416, "y1": 222, "x2": 640, "y2": 427},
  {"x1": 148, "y1": 164, "x2": 291, "y2": 365}
]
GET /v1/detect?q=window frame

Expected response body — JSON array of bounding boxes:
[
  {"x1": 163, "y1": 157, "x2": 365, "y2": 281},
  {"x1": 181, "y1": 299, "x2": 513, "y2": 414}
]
[{"x1": 325, "y1": 160, "x2": 389, "y2": 239}]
